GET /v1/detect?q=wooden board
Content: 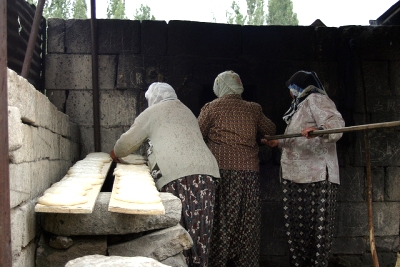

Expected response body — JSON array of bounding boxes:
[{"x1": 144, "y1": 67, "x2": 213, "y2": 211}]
[
  {"x1": 35, "y1": 162, "x2": 112, "y2": 214},
  {"x1": 108, "y1": 164, "x2": 165, "y2": 215}
]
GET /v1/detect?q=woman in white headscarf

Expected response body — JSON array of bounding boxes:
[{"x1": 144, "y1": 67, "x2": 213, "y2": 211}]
[
  {"x1": 198, "y1": 71, "x2": 276, "y2": 267},
  {"x1": 111, "y1": 82, "x2": 220, "y2": 267}
]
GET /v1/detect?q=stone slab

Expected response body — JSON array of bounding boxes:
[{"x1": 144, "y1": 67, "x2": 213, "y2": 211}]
[
  {"x1": 65, "y1": 255, "x2": 169, "y2": 267},
  {"x1": 40, "y1": 192, "x2": 181, "y2": 236},
  {"x1": 8, "y1": 106, "x2": 23, "y2": 152}
]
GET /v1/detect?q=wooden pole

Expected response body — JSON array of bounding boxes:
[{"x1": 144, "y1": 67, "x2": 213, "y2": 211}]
[
  {"x1": 0, "y1": 0, "x2": 12, "y2": 265},
  {"x1": 263, "y1": 120, "x2": 400, "y2": 140}
]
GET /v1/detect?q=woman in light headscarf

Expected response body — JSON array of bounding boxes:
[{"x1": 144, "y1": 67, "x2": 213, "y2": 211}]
[
  {"x1": 263, "y1": 71, "x2": 345, "y2": 267},
  {"x1": 111, "y1": 82, "x2": 220, "y2": 267},
  {"x1": 198, "y1": 71, "x2": 276, "y2": 267}
]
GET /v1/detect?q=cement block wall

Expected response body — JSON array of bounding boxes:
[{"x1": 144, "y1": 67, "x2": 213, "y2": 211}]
[
  {"x1": 7, "y1": 68, "x2": 80, "y2": 267},
  {"x1": 44, "y1": 19, "x2": 400, "y2": 267}
]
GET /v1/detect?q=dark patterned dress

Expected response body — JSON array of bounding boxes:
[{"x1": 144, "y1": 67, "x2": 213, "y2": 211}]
[
  {"x1": 209, "y1": 170, "x2": 261, "y2": 267},
  {"x1": 282, "y1": 179, "x2": 338, "y2": 267},
  {"x1": 161, "y1": 174, "x2": 216, "y2": 267}
]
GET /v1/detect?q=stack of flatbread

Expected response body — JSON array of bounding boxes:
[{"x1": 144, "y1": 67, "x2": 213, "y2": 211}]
[
  {"x1": 37, "y1": 152, "x2": 112, "y2": 206},
  {"x1": 112, "y1": 164, "x2": 161, "y2": 204}
]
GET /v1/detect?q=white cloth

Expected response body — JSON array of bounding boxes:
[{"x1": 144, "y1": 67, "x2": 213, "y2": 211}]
[
  {"x1": 213, "y1": 70, "x2": 244, "y2": 97},
  {"x1": 145, "y1": 82, "x2": 178, "y2": 107}
]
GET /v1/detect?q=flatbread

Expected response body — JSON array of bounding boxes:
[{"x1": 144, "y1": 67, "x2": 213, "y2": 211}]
[
  {"x1": 44, "y1": 186, "x2": 87, "y2": 196},
  {"x1": 38, "y1": 193, "x2": 88, "y2": 206}
]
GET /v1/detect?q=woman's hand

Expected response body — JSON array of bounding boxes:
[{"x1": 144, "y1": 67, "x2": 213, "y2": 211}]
[
  {"x1": 110, "y1": 149, "x2": 121, "y2": 163},
  {"x1": 261, "y1": 136, "x2": 279, "y2": 147},
  {"x1": 301, "y1": 127, "x2": 319, "y2": 139}
]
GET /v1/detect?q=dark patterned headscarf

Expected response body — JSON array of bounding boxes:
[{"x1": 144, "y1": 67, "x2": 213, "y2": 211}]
[{"x1": 282, "y1": 71, "x2": 327, "y2": 124}]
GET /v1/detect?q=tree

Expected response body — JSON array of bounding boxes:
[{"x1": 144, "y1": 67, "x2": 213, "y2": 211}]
[
  {"x1": 266, "y1": 0, "x2": 298, "y2": 25},
  {"x1": 73, "y1": 0, "x2": 87, "y2": 19},
  {"x1": 107, "y1": 0, "x2": 127, "y2": 19},
  {"x1": 44, "y1": 0, "x2": 72, "y2": 19},
  {"x1": 133, "y1": 4, "x2": 156, "y2": 21},
  {"x1": 226, "y1": 0, "x2": 265, "y2": 25}
]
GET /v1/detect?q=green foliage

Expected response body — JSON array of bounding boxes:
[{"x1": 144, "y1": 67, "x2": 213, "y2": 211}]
[
  {"x1": 25, "y1": 0, "x2": 87, "y2": 19},
  {"x1": 133, "y1": 4, "x2": 156, "y2": 21},
  {"x1": 266, "y1": 0, "x2": 298, "y2": 25},
  {"x1": 73, "y1": 0, "x2": 87, "y2": 19},
  {"x1": 226, "y1": 0, "x2": 298, "y2": 26},
  {"x1": 107, "y1": 0, "x2": 127, "y2": 19},
  {"x1": 226, "y1": 1, "x2": 246, "y2": 25}
]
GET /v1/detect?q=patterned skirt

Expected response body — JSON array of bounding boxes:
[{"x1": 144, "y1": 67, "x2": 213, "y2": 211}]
[
  {"x1": 209, "y1": 170, "x2": 261, "y2": 267},
  {"x1": 161, "y1": 174, "x2": 216, "y2": 267},
  {"x1": 282, "y1": 179, "x2": 338, "y2": 267}
]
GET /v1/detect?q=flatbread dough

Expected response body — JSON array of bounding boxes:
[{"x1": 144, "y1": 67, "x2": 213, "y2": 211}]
[
  {"x1": 44, "y1": 186, "x2": 87, "y2": 196},
  {"x1": 38, "y1": 193, "x2": 88, "y2": 206}
]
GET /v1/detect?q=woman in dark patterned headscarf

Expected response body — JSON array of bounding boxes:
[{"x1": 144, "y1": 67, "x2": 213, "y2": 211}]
[{"x1": 263, "y1": 71, "x2": 345, "y2": 267}]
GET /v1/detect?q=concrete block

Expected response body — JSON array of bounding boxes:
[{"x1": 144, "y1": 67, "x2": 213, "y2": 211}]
[
  {"x1": 9, "y1": 124, "x2": 33, "y2": 164},
  {"x1": 374, "y1": 236, "x2": 400, "y2": 252},
  {"x1": 386, "y1": 167, "x2": 400, "y2": 201},
  {"x1": 69, "y1": 122, "x2": 80, "y2": 144},
  {"x1": 8, "y1": 106, "x2": 23, "y2": 152},
  {"x1": 65, "y1": 19, "x2": 140, "y2": 54},
  {"x1": 30, "y1": 160, "x2": 51, "y2": 199},
  {"x1": 354, "y1": 128, "x2": 400, "y2": 167},
  {"x1": 60, "y1": 112, "x2": 70, "y2": 138},
  {"x1": 168, "y1": 20, "x2": 241, "y2": 57},
  {"x1": 108, "y1": 224, "x2": 193, "y2": 262},
  {"x1": 9, "y1": 162, "x2": 31, "y2": 209},
  {"x1": 46, "y1": 89, "x2": 67, "y2": 112},
  {"x1": 315, "y1": 26, "x2": 340, "y2": 61},
  {"x1": 7, "y1": 68, "x2": 37, "y2": 124},
  {"x1": 11, "y1": 200, "x2": 37, "y2": 258},
  {"x1": 341, "y1": 26, "x2": 400, "y2": 61},
  {"x1": 338, "y1": 166, "x2": 365, "y2": 202},
  {"x1": 36, "y1": 234, "x2": 107, "y2": 267},
  {"x1": 59, "y1": 137, "x2": 71, "y2": 161},
  {"x1": 33, "y1": 90, "x2": 52, "y2": 130},
  {"x1": 371, "y1": 167, "x2": 385, "y2": 202},
  {"x1": 242, "y1": 25, "x2": 315, "y2": 60},
  {"x1": 12, "y1": 242, "x2": 36, "y2": 267},
  {"x1": 45, "y1": 54, "x2": 117, "y2": 90},
  {"x1": 70, "y1": 142, "x2": 81, "y2": 163},
  {"x1": 335, "y1": 202, "x2": 400, "y2": 237},
  {"x1": 362, "y1": 61, "x2": 391, "y2": 97},
  {"x1": 47, "y1": 18, "x2": 65, "y2": 53},
  {"x1": 160, "y1": 252, "x2": 187, "y2": 267},
  {"x1": 391, "y1": 61, "x2": 400, "y2": 96},
  {"x1": 79, "y1": 126, "x2": 131, "y2": 158},
  {"x1": 41, "y1": 192, "x2": 181, "y2": 236},
  {"x1": 142, "y1": 20, "x2": 167, "y2": 55},
  {"x1": 65, "y1": 255, "x2": 170, "y2": 267}
]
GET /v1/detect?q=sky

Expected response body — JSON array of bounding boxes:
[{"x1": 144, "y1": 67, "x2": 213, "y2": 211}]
[{"x1": 90, "y1": 0, "x2": 399, "y2": 27}]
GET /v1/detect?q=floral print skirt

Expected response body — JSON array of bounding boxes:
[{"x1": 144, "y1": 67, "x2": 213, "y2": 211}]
[
  {"x1": 161, "y1": 174, "x2": 216, "y2": 267},
  {"x1": 282, "y1": 179, "x2": 338, "y2": 267}
]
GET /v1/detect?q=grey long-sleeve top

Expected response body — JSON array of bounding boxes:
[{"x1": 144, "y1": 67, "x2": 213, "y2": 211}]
[{"x1": 114, "y1": 100, "x2": 220, "y2": 190}]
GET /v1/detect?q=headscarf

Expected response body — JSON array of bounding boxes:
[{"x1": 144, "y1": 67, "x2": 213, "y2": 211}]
[
  {"x1": 213, "y1": 70, "x2": 244, "y2": 98},
  {"x1": 145, "y1": 82, "x2": 178, "y2": 107},
  {"x1": 282, "y1": 71, "x2": 327, "y2": 124}
]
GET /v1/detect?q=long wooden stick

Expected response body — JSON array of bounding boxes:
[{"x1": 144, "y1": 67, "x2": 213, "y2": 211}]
[{"x1": 263, "y1": 120, "x2": 400, "y2": 140}]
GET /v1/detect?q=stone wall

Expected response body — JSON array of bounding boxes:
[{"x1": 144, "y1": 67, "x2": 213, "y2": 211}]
[
  {"x1": 45, "y1": 19, "x2": 400, "y2": 266},
  {"x1": 7, "y1": 68, "x2": 80, "y2": 267}
]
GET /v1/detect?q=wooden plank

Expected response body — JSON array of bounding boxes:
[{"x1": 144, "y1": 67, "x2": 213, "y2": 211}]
[
  {"x1": 35, "y1": 162, "x2": 112, "y2": 214},
  {"x1": 108, "y1": 164, "x2": 165, "y2": 215}
]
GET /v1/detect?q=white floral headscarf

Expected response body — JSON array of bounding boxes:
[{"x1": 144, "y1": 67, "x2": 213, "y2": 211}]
[
  {"x1": 213, "y1": 70, "x2": 244, "y2": 98},
  {"x1": 145, "y1": 82, "x2": 178, "y2": 107}
]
